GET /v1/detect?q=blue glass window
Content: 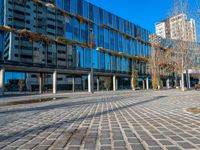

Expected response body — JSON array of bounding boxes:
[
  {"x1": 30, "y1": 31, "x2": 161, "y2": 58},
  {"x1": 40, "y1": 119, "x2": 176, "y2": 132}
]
[
  {"x1": 83, "y1": 1, "x2": 88, "y2": 18},
  {"x1": 108, "y1": 12, "x2": 113, "y2": 27},
  {"x1": 111, "y1": 56, "x2": 116, "y2": 71},
  {"x1": 104, "y1": 29, "x2": 109, "y2": 49},
  {"x1": 104, "y1": 11, "x2": 108, "y2": 25},
  {"x1": 56, "y1": 0, "x2": 63, "y2": 9},
  {"x1": 64, "y1": 0, "x2": 70, "y2": 12},
  {"x1": 93, "y1": 25, "x2": 98, "y2": 47},
  {"x1": 119, "y1": 18, "x2": 123, "y2": 32},
  {"x1": 89, "y1": 4, "x2": 94, "y2": 21},
  {"x1": 92, "y1": 49, "x2": 98, "y2": 69},
  {"x1": 100, "y1": 52, "x2": 105, "y2": 70},
  {"x1": 84, "y1": 48, "x2": 90, "y2": 68},
  {"x1": 66, "y1": 16, "x2": 72, "y2": 39},
  {"x1": 77, "y1": 0, "x2": 83, "y2": 16},
  {"x1": 118, "y1": 34, "x2": 123, "y2": 52},
  {"x1": 115, "y1": 16, "x2": 119, "y2": 30},
  {"x1": 105, "y1": 53, "x2": 111, "y2": 71},
  {"x1": 93, "y1": 6, "x2": 99, "y2": 24},
  {"x1": 80, "y1": 23, "x2": 88, "y2": 43},
  {"x1": 98, "y1": 27, "x2": 104, "y2": 47},
  {"x1": 76, "y1": 46, "x2": 84, "y2": 68},
  {"x1": 99, "y1": 8, "x2": 103, "y2": 24},
  {"x1": 114, "y1": 32, "x2": 118, "y2": 52},
  {"x1": 70, "y1": 0, "x2": 76, "y2": 14},
  {"x1": 109, "y1": 30, "x2": 114, "y2": 50},
  {"x1": 122, "y1": 57, "x2": 126, "y2": 72},
  {"x1": 73, "y1": 18, "x2": 80, "y2": 41},
  {"x1": 117, "y1": 57, "x2": 121, "y2": 71}
]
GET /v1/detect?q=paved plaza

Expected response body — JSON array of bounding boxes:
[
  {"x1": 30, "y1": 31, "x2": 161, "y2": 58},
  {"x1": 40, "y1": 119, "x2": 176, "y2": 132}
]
[{"x1": 0, "y1": 90, "x2": 200, "y2": 150}]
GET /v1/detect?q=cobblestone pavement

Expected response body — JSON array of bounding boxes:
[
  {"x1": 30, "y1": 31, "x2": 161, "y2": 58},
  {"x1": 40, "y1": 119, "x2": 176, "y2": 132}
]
[{"x1": 0, "y1": 90, "x2": 200, "y2": 150}]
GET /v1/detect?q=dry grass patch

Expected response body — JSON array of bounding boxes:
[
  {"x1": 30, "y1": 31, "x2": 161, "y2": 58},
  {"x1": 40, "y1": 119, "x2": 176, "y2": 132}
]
[{"x1": 187, "y1": 108, "x2": 200, "y2": 113}]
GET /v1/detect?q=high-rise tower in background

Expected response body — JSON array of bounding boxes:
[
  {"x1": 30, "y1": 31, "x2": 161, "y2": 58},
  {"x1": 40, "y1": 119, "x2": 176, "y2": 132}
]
[{"x1": 156, "y1": 13, "x2": 197, "y2": 42}]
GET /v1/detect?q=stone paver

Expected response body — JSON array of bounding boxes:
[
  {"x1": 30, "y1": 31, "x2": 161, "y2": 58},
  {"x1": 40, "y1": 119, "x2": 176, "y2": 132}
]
[{"x1": 0, "y1": 90, "x2": 200, "y2": 150}]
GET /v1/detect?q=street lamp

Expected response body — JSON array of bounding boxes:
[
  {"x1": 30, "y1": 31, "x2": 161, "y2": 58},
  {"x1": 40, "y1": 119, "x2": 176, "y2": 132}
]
[{"x1": 90, "y1": 28, "x2": 94, "y2": 94}]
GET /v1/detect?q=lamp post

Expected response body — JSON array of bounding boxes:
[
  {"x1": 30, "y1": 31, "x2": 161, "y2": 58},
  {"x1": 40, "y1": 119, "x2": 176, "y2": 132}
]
[{"x1": 90, "y1": 28, "x2": 94, "y2": 94}]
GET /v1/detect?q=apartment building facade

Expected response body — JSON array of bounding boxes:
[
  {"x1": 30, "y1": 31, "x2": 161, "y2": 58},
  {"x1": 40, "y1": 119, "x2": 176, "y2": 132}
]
[{"x1": 156, "y1": 13, "x2": 197, "y2": 42}]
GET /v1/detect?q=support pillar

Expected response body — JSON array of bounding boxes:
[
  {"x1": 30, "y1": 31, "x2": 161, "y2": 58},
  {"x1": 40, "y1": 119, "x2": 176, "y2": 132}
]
[
  {"x1": 116, "y1": 78, "x2": 118, "y2": 90},
  {"x1": 113, "y1": 76, "x2": 116, "y2": 91},
  {"x1": 72, "y1": 76, "x2": 75, "y2": 92},
  {"x1": 39, "y1": 73, "x2": 44, "y2": 94},
  {"x1": 53, "y1": 71, "x2": 57, "y2": 94},
  {"x1": 143, "y1": 80, "x2": 145, "y2": 90},
  {"x1": 146, "y1": 77, "x2": 149, "y2": 90},
  {"x1": 180, "y1": 80, "x2": 182, "y2": 88},
  {"x1": 97, "y1": 77, "x2": 100, "y2": 91},
  {"x1": 131, "y1": 76, "x2": 134, "y2": 90},
  {"x1": 166, "y1": 79, "x2": 170, "y2": 89},
  {"x1": 88, "y1": 73, "x2": 91, "y2": 93},
  {"x1": 188, "y1": 73, "x2": 191, "y2": 89},
  {"x1": 0, "y1": 69, "x2": 5, "y2": 95}
]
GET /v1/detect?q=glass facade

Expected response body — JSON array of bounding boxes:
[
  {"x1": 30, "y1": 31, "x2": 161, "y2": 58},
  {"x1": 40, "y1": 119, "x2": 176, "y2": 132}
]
[{"x1": 0, "y1": 0, "x2": 153, "y2": 76}]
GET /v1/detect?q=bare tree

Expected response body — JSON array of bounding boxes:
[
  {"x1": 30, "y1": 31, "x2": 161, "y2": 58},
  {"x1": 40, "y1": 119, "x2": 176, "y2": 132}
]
[
  {"x1": 18, "y1": 80, "x2": 25, "y2": 92},
  {"x1": 169, "y1": 0, "x2": 194, "y2": 91},
  {"x1": 131, "y1": 65, "x2": 138, "y2": 90},
  {"x1": 149, "y1": 44, "x2": 160, "y2": 90}
]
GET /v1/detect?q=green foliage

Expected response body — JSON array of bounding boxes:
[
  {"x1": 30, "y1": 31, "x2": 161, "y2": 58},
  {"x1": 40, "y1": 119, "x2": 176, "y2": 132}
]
[{"x1": 104, "y1": 77, "x2": 111, "y2": 91}]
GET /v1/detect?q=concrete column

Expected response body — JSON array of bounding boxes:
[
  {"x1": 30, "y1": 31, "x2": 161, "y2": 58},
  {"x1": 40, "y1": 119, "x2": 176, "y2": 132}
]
[
  {"x1": 166, "y1": 79, "x2": 170, "y2": 89},
  {"x1": 116, "y1": 78, "x2": 118, "y2": 90},
  {"x1": 0, "y1": 69, "x2": 5, "y2": 95},
  {"x1": 180, "y1": 80, "x2": 182, "y2": 88},
  {"x1": 97, "y1": 77, "x2": 100, "y2": 91},
  {"x1": 88, "y1": 73, "x2": 91, "y2": 93},
  {"x1": 188, "y1": 73, "x2": 191, "y2": 89},
  {"x1": 113, "y1": 76, "x2": 116, "y2": 91},
  {"x1": 72, "y1": 76, "x2": 75, "y2": 92},
  {"x1": 143, "y1": 80, "x2": 145, "y2": 90},
  {"x1": 53, "y1": 71, "x2": 57, "y2": 94},
  {"x1": 39, "y1": 73, "x2": 43, "y2": 94},
  {"x1": 146, "y1": 77, "x2": 149, "y2": 90},
  {"x1": 131, "y1": 76, "x2": 134, "y2": 90}
]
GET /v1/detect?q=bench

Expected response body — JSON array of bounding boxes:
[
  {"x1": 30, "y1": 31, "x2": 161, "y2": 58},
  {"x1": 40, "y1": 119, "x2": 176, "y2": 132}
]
[{"x1": 195, "y1": 84, "x2": 200, "y2": 90}]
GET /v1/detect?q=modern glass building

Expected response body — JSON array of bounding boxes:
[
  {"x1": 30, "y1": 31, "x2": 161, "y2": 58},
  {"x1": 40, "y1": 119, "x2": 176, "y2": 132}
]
[
  {"x1": 0, "y1": 0, "x2": 198, "y2": 94},
  {"x1": 0, "y1": 0, "x2": 153, "y2": 94}
]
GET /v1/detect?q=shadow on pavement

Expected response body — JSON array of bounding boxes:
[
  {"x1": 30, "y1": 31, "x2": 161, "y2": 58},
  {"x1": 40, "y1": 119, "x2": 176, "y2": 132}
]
[{"x1": 0, "y1": 96, "x2": 167, "y2": 142}]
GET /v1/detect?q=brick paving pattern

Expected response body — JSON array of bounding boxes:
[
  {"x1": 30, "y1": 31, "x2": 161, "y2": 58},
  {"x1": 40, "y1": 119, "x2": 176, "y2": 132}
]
[{"x1": 0, "y1": 90, "x2": 200, "y2": 150}]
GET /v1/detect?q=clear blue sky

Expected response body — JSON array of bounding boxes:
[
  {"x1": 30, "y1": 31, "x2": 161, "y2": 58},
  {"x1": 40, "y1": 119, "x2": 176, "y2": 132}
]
[{"x1": 86, "y1": 0, "x2": 199, "y2": 34}]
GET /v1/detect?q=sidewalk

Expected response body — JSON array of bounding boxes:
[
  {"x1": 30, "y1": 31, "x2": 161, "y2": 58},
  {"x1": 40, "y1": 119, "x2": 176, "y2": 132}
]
[
  {"x1": 0, "y1": 91, "x2": 91, "y2": 106},
  {"x1": 0, "y1": 90, "x2": 136, "y2": 107}
]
